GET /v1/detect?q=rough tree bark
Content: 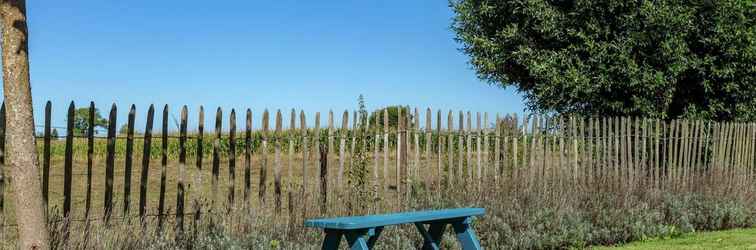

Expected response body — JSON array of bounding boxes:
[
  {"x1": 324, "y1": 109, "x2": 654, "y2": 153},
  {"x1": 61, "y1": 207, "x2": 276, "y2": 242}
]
[{"x1": 1, "y1": 0, "x2": 51, "y2": 249}]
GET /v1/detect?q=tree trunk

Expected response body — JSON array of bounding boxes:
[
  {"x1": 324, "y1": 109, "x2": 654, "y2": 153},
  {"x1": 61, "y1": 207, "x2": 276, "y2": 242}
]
[{"x1": 1, "y1": 0, "x2": 51, "y2": 249}]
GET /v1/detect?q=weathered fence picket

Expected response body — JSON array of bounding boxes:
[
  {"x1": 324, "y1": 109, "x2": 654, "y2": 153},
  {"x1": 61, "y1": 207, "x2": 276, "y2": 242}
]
[
  {"x1": 212, "y1": 108, "x2": 222, "y2": 210},
  {"x1": 373, "y1": 112, "x2": 380, "y2": 188},
  {"x1": 425, "y1": 108, "x2": 432, "y2": 187},
  {"x1": 396, "y1": 108, "x2": 402, "y2": 197},
  {"x1": 228, "y1": 109, "x2": 237, "y2": 209},
  {"x1": 338, "y1": 111, "x2": 348, "y2": 189},
  {"x1": 274, "y1": 110, "x2": 283, "y2": 214},
  {"x1": 176, "y1": 106, "x2": 187, "y2": 232},
  {"x1": 510, "y1": 114, "x2": 520, "y2": 187},
  {"x1": 383, "y1": 109, "x2": 389, "y2": 191},
  {"x1": 466, "y1": 111, "x2": 472, "y2": 183},
  {"x1": 86, "y1": 102, "x2": 95, "y2": 219},
  {"x1": 63, "y1": 102, "x2": 74, "y2": 218},
  {"x1": 104, "y1": 104, "x2": 117, "y2": 222},
  {"x1": 157, "y1": 105, "x2": 168, "y2": 231},
  {"x1": 260, "y1": 110, "x2": 269, "y2": 205},
  {"x1": 123, "y1": 105, "x2": 135, "y2": 216},
  {"x1": 413, "y1": 108, "x2": 420, "y2": 185},
  {"x1": 328, "y1": 111, "x2": 334, "y2": 192},
  {"x1": 244, "y1": 109, "x2": 252, "y2": 204},
  {"x1": 0, "y1": 103, "x2": 4, "y2": 222},
  {"x1": 436, "y1": 110, "x2": 442, "y2": 190},
  {"x1": 475, "y1": 112, "x2": 481, "y2": 185},
  {"x1": 300, "y1": 111, "x2": 308, "y2": 214},
  {"x1": 483, "y1": 113, "x2": 489, "y2": 184},
  {"x1": 447, "y1": 111, "x2": 454, "y2": 186},
  {"x1": 494, "y1": 114, "x2": 500, "y2": 185},
  {"x1": 42, "y1": 102, "x2": 50, "y2": 209},
  {"x1": 289, "y1": 110, "x2": 295, "y2": 183},
  {"x1": 458, "y1": 111, "x2": 464, "y2": 184},
  {"x1": 194, "y1": 106, "x2": 204, "y2": 224},
  {"x1": 319, "y1": 142, "x2": 328, "y2": 214},
  {"x1": 138, "y1": 105, "x2": 154, "y2": 222},
  {"x1": 314, "y1": 112, "x2": 321, "y2": 209}
]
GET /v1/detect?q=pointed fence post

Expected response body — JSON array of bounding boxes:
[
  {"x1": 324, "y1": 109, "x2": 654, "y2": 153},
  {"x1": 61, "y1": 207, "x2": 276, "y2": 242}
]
[
  {"x1": 494, "y1": 114, "x2": 500, "y2": 185},
  {"x1": 319, "y1": 142, "x2": 328, "y2": 214},
  {"x1": 104, "y1": 104, "x2": 117, "y2": 223},
  {"x1": 176, "y1": 106, "x2": 188, "y2": 233},
  {"x1": 244, "y1": 109, "x2": 252, "y2": 204},
  {"x1": 466, "y1": 111, "x2": 473, "y2": 183},
  {"x1": 123, "y1": 105, "x2": 136, "y2": 216},
  {"x1": 194, "y1": 106, "x2": 205, "y2": 228},
  {"x1": 314, "y1": 112, "x2": 321, "y2": 211},
  {"x1": 413, "y1": 107, "x2": 420, "y2": 185},
  {"x1": 42, "y1": 101, "x2": 51, "y2": 210},
  {"x1": 274, "y1": 110, "x2": 283, "y2": 214},
  {"x1": 300, "y1": 111, "x2": 308, "y2": 215},
  {"x1": 85, "y1": 102, "x2": 95, "y2": 219},
  {"x1": 63, "y1": 102, "x2": 74, "y2": 218},
  {"x1": 458, "y1": 111, "x2": 464, "y2": 184},
  {"x1": 328, "y1": 111, "x2": 334, "y2": 192},
  {"x1": 228, "y1": 109, "x2": 237, "y2": 210},
  {"x1": 436, "y1": 110, "x2": 443, "y2": 190},
  {"x1": 289, "y1": 109, "x2": 296, "y2": 183},
  {"x1": 383, "y1": 109, "x2": 389, "y2": 192},
  {"x1": 139, "y1": 105, "x2": 155, "y2": 223},
  {"x1": 396, "y1": 108, "x2": 403, "y2": 201},
  {"x1": 212, "y1": 108, "x2": 223, "y2": 210},
  {"x1": 0, "y1": 104, "x2": 4, "y2": 227},
  {"x1": 447, "y1": 111, "x2": 454, "y2": 186},
  {"x1": 260, "y1": 110, "x2": 270, "y2": 205},
  {"x1": 425, "y1": 108, "x2": 432, "y2": 187},
  {"x1": 157, "y1": 105, "x2": 169, "y2": 231},
  {"x1": 338, "y1": 111, "x2": 348, "y2": 189}
]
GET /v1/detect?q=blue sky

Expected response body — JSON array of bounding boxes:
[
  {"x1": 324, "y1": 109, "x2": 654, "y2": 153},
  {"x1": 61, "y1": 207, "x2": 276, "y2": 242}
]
[{"x1": 5, "y1": 0, "x2": 524, "y2": 131}]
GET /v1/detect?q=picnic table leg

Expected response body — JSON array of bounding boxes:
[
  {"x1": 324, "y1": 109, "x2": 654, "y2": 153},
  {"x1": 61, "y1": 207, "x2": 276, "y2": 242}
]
[
  {"x1": 428, "y1": 223, "x2": 447, "y2": 249},
  {"x1": 366, "y1": 226, "x2": 384, "y2": 248},
  {"x1": 344, "y1": 229, "x2": 370, "y2": 250},
  {"x1": 415, "y1": 222, "x2": 446, "y2": 250},
  {"x1": 451, "y1": 218, "x2": 481, "y2": 250},
  {"x1": 322, "y1": 229, "x2": 343, "y2": 250}
]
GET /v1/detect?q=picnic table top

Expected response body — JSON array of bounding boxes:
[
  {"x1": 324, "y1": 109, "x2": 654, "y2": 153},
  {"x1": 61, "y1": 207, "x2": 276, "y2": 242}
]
[{"x1": 304, "y1": 208, "x2": 485, "y2": 230}]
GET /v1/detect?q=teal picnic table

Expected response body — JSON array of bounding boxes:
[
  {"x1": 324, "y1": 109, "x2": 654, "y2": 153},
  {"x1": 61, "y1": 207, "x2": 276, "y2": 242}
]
[{"x1": 304, "y1": 208, "x2": 485, "y2": 250}]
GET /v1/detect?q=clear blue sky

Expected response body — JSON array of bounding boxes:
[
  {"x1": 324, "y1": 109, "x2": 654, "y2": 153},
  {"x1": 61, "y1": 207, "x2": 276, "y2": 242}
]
[{"x1": 5, "y1": 0, "x2": 525, "y2": 131}]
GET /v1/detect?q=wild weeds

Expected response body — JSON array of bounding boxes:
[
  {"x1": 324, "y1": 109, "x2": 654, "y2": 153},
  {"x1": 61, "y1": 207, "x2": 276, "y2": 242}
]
[{"x1": 4, "y1": 115, "x2": 756, "y2": 249}]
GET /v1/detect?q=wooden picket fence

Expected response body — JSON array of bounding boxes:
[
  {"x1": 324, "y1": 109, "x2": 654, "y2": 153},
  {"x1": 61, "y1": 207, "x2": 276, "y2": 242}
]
[{"x1": 0, "y1": 101, "x2": 755, "y2": 235}]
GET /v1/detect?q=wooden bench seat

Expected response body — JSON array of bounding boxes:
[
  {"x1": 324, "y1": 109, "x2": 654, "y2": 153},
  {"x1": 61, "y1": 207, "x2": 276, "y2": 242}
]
[{"x1": 305, "y1": 208, "x2": 485, "y2": 250}]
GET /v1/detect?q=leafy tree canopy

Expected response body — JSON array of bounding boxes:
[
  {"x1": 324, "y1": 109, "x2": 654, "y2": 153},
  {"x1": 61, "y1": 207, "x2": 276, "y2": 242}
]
[
  {"x1": 368, "y1": 106, "x2": 412, "y2": 129},
  {"x1": 451, "y1": 0, "x2": 755, "y2": 121},
  {"x1": 72, "y1": 107, "x2": 108, "y2": 135}
]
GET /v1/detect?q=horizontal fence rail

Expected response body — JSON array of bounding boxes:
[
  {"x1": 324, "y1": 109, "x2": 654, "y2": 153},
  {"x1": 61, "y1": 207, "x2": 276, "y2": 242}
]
[{"x1": 0, "y1": 101, "x2": 755, "y2": 238}]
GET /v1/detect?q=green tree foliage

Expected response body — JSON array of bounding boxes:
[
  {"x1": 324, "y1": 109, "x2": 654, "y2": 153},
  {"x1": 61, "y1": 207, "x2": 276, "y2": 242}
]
[
  {"x1": 451, "y1": 0, "x2": 755, "y2": 121},
  {"x1": 71, "y1": 107, "x2": 108, "y2": 135},
  {"x1": 368, "y1": 106, "x2": 413, "y2": 129}
]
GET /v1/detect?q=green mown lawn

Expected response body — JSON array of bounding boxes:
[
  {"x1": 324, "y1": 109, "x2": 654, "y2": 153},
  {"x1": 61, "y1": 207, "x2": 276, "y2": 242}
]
[{"x1": 593, "y1": 228, "x2": 756, "y2": 249}]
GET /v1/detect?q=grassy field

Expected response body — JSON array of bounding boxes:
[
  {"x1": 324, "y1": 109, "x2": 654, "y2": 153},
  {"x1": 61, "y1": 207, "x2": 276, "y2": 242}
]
[
  {"x1": 2, "y1": 151, "x2": 405, "y2": 223},
  {"x1": 594, "y1": 228, "x2": 756, "y2": 249},
  {"x1": 1, "y1": 151, "x2": 752, "y2": 249}
]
